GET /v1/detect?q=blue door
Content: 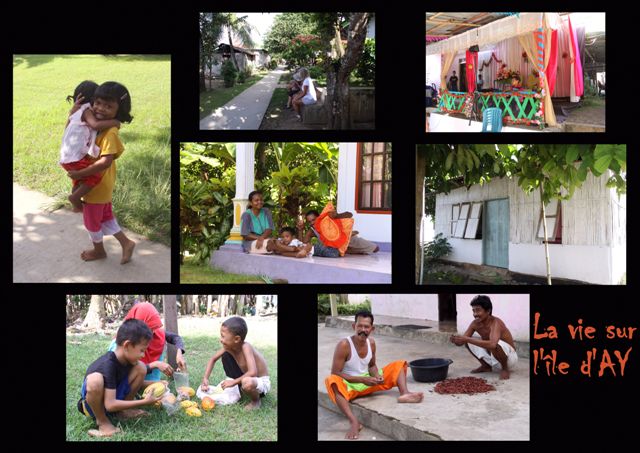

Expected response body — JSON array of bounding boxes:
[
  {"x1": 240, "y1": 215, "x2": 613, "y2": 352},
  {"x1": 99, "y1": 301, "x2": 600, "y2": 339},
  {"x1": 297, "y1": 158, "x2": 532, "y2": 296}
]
[{"x1": 483, "y1": 199, "x2": 509, "y2": 268}]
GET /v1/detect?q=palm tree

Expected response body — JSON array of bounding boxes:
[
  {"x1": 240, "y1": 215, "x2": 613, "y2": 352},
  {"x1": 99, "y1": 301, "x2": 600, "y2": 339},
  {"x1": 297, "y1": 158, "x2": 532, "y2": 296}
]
[{"x1": 222, "y1": 13, "x2": 256, "y2": 71}]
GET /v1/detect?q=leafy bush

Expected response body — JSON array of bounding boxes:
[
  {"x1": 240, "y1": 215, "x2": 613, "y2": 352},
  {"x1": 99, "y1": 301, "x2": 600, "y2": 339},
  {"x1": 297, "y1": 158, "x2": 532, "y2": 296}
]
[
  {"x1": 355, "y1": 38, "x2": 375, "y2": 86},
  {"x1": 267, "y1": 59, "x2": 278, "y2": 70},
  {"x1": 283, "y1": 34, "x2": 322, "y2": 68},
  {"x1": 422, "y1": 233, "x2": 452, "y2": 262},
  {"x1": 221, "y1": 60, "x2": 238, "y2": 87},
  {"x1": 309, "y1": 65, "x2": 324, "y2": 80},
  {"x1": 317, "y1": 295, "x2": 371, "y2": 316}
]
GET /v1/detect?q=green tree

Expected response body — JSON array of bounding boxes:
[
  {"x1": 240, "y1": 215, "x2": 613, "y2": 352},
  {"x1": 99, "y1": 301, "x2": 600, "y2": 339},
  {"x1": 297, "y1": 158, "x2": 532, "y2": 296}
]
[
  {"x1": 313, "y1": 13, "x2": 372, "y2": 129},
  {"x1": 200, "y1": 13, "x2": 225, "y2": 92},
  {"x1": 419, "y1": 144, "x2": 626, "y2": 284},
  {"x1": 222, "y1": 13, "x2": 256, "y2": 71},
  {"x1": 263, "y1": 13, "x2": 316, "y2": 57}
]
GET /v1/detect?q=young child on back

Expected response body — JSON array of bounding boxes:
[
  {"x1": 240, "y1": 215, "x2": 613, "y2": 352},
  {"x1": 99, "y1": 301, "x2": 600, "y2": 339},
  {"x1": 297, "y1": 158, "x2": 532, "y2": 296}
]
[
  {"x1": 201, "y1": 317, "x2": 271, "y2": 410},
  {"x1": 77, "y1": 319, "x2": 162, "y2": 438},
  {"x1": 278, "y1": 226, "x2": 313, "y2": 258},
  {"x1": 60, "y1": 81, "x2": 122, "y2": 212}
]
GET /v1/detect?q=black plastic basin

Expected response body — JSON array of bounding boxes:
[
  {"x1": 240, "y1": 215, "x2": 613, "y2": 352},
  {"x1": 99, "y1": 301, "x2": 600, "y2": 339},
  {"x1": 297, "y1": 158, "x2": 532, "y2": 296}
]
[{"x1": 409, "y1": 358, "x2": 453, "y2": 382}]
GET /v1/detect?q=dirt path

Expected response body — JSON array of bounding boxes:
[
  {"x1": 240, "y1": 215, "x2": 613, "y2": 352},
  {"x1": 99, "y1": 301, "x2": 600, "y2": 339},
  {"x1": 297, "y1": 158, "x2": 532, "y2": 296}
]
[{"x1": 13, "y1": 183, "x2": 171, "y2": 283}]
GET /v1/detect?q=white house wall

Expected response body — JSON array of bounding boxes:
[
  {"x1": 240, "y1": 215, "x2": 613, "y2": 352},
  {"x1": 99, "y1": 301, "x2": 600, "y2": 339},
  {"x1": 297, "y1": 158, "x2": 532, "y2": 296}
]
[
  {"x1": 337, "y1": 143, "x2": 391, "y2": 243},
  {"x1": 371, "y1": 294, "x2": 439, "y2": 320},
  {"x1": 456, "y1": 294, "x2": 530, "y2": 342},
  {"x1": 435, "y1": 172, "x2": 623, "y2": 283}
]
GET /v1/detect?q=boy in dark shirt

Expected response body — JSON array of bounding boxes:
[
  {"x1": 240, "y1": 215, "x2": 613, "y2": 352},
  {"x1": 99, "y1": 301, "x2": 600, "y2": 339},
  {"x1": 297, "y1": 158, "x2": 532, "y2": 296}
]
[{"x1": 77, "y1": 319, "x2": 163, "y2": 437}]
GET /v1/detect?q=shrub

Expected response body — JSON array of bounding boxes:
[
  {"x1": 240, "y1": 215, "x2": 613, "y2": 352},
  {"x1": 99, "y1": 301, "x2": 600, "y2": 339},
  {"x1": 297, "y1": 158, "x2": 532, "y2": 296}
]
[
  {"x1": 422, "y1": 233, "x2": 452, "y2": 262},
  {"x1": 221, "y1": 60, "x2": 238, "y2": 87},
  {"x1": 355, "y1": 38, "x2": 375, "y2": 86},
  {"x1": 309, "y1": 66, "x2": 324, "y2": 80}
]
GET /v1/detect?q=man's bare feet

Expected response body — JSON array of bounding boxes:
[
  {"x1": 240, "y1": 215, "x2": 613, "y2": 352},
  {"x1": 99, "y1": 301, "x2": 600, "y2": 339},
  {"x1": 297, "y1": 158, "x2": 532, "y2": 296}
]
[
  {"x1": 345, "y1": 421, "x2": 364, "y2": 439},
  {"x1": 81, "y1": 249, "x2": 107, "y2": 261},
  {"x1": 121, "y1": 240, "x2": 136, "y2": 264},
  {"x1": 500, "y1": 369, "x2": 511, "y2": 380},
  {"x1": 117, "y1": 409, "x2": 149, "y2": 419},
  {"x1": 397, "y1": 392, "x2": 424, "y2": 403},
  {"x1": 88, "y1": 423, "x2": 121, "y2": 437},
  {"x1": 244, "y1": 399, "x2": 261, "y2": 411},
  {"x1": 471, "y1": 365, "x2": 492, "y2": 373}
]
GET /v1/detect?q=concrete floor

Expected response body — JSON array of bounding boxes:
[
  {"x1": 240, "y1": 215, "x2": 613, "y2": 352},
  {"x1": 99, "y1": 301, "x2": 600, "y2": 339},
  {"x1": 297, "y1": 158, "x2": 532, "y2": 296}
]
[
  {"x1": 318, "y1": 324, "x2": 530, "y2": 441},
  {"x1": 318, "y1": 405, "x2": 391, "y2": 441}
]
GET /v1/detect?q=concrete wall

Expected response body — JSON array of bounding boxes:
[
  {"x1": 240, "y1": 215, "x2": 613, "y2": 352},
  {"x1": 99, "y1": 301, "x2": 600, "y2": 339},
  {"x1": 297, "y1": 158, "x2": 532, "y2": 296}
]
[
  {"x1": 371, "y1": 294, "x2": 439, "y2": 320},
  {"x1": 456, "y1": 294, "x2": 530, "y2": 342},
  {"x1": 435, "y1": 172, "x2": 625, "y2": 283},
  {"x1": 337, "y1": 143, "x2": 391, "y2": 243}
]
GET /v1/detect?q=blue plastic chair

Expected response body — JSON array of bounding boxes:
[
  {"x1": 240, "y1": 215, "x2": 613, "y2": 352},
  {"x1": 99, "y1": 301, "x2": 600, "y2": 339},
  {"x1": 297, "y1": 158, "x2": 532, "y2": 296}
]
[{"x1": 482, "y1": 108, "x2": 503, "y2": 132}]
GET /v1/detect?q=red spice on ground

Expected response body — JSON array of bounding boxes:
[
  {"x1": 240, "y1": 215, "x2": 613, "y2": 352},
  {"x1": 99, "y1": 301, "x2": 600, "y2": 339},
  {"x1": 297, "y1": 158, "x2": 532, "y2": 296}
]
[{"x1": 434, "y1": 376, "x2": 496, "y2": 394}]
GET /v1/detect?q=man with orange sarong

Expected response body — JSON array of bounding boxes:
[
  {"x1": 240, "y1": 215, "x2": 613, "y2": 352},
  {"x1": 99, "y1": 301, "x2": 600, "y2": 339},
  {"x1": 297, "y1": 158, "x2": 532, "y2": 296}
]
[{"x1": 324, "y1": 311, "x2": 423, "y2": 439}]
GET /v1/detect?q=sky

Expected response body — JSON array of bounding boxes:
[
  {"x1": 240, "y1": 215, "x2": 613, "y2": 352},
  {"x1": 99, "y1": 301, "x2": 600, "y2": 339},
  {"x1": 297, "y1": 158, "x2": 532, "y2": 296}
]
[{"x1": 219, "y1": 12, "x2": 278, "y2": 47}]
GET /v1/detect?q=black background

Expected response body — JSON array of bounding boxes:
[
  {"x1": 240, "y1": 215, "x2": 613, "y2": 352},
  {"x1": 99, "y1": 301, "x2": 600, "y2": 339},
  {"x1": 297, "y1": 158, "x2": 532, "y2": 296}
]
[{"x1": 4, "y1": 0, "x2": 638, "y2": 447}]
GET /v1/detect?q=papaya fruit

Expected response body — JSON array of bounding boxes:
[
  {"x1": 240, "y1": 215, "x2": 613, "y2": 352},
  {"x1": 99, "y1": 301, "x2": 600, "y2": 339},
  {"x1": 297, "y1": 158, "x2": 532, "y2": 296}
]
[
  {"x1": 201, "y1": 396, "x2": 215, "y2": 411},
  {"x1": 180, "y1": 400, "x2": 197, "y2": 409},
  {"x1": 177, "y1": 386, "x2": 195, "y2": 398},
  {"x1": 185, "y1": 406, "x2": 202, "y2": 417},
  {"x1": 143, "y1": 382, "x2": 166, "y2": 398}
]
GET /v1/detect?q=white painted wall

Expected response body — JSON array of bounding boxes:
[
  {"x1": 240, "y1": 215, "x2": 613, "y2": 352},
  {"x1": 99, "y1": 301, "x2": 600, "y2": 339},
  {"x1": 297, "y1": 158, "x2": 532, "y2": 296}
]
[
  {"x1": 367, "y1": 16, "x2": 375, "y2": 38},
  {"x1": 456, "y1": 294, "x2": 530, "y2": 342},
  {"x1": 370, "y1": 294, "x2": 439, "y2": 320},
  {"x1": 447, "y1": 238, "x2": 483, "y2": 265},
  {"x1": 425, "y1": 54, "x2": 441, "y2": 89},
  {"x1": 337, "y1": 143, "x2": 392, "y2": 243},
  {"x1": 346, "y1": 294, "x2": 371, "y2": 305}
]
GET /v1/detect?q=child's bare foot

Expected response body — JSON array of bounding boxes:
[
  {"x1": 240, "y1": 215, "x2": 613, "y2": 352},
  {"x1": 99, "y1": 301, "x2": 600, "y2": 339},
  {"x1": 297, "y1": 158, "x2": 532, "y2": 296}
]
[
  {"x1": 471, "y1": 365, "x2": 492, "y2": 373},
  {"x1": 398, "y1": 392, "x2": 423, "y2": 403},
  {"x1": 345, "y1": 422, "x2": 363, "y2": 439},
  {"x1": 117, "y1": 408, "x2": 149, "y2": 419},
  {"x1": 88, "y1": 423, "x2": 121, "y2": 437},
  {"x1": 121, "y1": 240, "x2": 136, "y2": 264},
  {"x1": 68, "y1": 195, "x2": 83, "y2": 212},
  {"x1": 244, "y1": 399, "x2": 261, "y2": 411},
  {"x1": 81, "y1": 249, "x2": 107, "y2": 261},
  {"x1": 500, "y1": 369, "x2": 511, "y2": 380}
]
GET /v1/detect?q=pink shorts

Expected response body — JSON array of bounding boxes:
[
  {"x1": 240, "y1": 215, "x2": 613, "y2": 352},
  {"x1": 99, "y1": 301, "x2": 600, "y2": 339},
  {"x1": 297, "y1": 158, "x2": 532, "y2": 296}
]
[{"x1": 83, "y1": 203, "x2": 114, "y2": 232}]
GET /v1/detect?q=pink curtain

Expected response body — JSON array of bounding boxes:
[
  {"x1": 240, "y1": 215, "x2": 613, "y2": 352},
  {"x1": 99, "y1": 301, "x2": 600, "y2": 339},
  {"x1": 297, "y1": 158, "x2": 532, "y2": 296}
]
[
  {"x1": 465, "y1": 50, "x2": 478, "y2": 93},
  {"x1": 568, "y1": 16, "x2": 584, "y2": 96},
  {"x1": 546, "y1": 30, "x2": 558, "y2": 96}
]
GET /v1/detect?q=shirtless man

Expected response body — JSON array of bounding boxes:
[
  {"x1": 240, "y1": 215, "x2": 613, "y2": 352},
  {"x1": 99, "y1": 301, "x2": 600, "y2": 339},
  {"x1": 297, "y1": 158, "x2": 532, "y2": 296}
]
[
  {"x1": 450, "y1": 295, "x2": 518, "y2": 380},
  {"x1": 325, "y1": 311, "x2": 423, "y2": 439},
  {"x1": 201, "y1": 317, "x2": 271, "y2": 410}
]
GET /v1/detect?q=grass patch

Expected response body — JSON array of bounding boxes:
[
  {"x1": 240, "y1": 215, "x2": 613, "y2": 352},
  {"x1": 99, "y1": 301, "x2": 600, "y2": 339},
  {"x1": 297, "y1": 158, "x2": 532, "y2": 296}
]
[
  {"x1": 181, "y1": 257, "x2": 262, "y2": 283},
  {"x1": 580, "y1": 95, "x2": 606, "y2": 108},
  {"x1": 260, "y1": 88, "x2": 290, "y2": 124},
  {"x1": 13, "y1": 54, "x2": 171, "y2": 245},
  {"x1": 199, "y1": 70, "x2": 269, "y2": 119},
  {"x1": 66, "y1": 328, "x2": 277, "y2": 441}
]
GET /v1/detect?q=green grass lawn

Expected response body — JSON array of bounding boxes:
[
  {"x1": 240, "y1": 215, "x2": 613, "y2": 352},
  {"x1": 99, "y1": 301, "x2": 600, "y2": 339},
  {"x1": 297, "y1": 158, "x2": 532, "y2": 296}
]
[
  {"x1": 260, "y1": 88, "x2": 290, "y2": 123},
  {"x1": 66, "y1": 327, "x2": 277, "y2": 441},
  {"x1": 199, "y1": 70, "x2": 269, "y2": 120},
  {"x1": 180, "y1": 257, "x2": 263, "y2": 283},
  {"x1": 13, "y1": 55, "x2": 171, "y2": 245}
]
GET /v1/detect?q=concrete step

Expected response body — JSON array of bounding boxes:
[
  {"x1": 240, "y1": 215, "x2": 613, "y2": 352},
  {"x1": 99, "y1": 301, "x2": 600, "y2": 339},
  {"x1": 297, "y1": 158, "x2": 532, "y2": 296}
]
[
  {"x1": 325, "y1": 316, "x2": 530, "y2": 359},
  {"x1": 318, "y1": 403, "x2": 392, "y2": 440},
  {"x1": 318, "y1": 390, "x2": 440, "y2": 441},
  {"x1": 564, "y1": 122, "x2": 605, "y2": 133},
  {"x1": 210, "y1": 244, "x2": 391, "y2": 284}
]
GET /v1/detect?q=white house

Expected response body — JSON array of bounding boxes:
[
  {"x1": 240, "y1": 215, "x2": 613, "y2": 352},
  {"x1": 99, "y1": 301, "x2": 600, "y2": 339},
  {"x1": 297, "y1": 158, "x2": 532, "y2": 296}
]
[
  {"x1": 434, "y1": 173, "x2": 626, "y2": 284},
  {"x1": 371, "y1": 293, "x2": 530, "y2": 343}
]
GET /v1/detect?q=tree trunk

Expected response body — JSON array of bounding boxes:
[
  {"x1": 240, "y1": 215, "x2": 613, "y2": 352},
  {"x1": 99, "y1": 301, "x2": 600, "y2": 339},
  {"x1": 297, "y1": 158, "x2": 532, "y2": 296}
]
[
  {"x1": 163, "y1": 296, "x2": 179, "y2": 369},
  {"x1": 540, "y1": 186, "x2": 552, "y2": 285},
  {"x1": 227, "y1": 22, "x2": 240, "y2": 71},
  {"x1": 338, "y1": 294, "x2": 349, "y2": 305},
  {"x1": 329, "y1": 294, "x2": 338, "y2": 317},
  {"x1": 194, "y1": 295, "x2": 200, "y2": 315},
  {"x1": 236, "y1": 295, "x2": 245, "y2": 316},
  {"x1": 219, "y1": 295, "x2": 229, "y2": 317},
  {"x1": 416, "y1": 150, "x2": 426, "y2": 284},
  {"x1": 207, "y1": 295, "x2": 213, "y2": 315},
  {"x1": 199, "y1": 33, "x2": 207, "y2": 92},
  {"x1": 326, "y1": 12, "x2": 370, "y2": 129},
  {"x1": 66, "y1": 296, "x2": 73, "y2": 325},
  {"x1": 83, "y1": 295, "x2": 106, "y2": 330}
]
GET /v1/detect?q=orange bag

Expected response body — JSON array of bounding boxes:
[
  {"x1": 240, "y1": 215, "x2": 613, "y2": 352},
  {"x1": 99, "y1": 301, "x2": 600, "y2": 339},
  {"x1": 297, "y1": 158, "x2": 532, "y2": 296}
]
[{"x1": 315, "y1": 203, "x2": 354, "y2": 256}]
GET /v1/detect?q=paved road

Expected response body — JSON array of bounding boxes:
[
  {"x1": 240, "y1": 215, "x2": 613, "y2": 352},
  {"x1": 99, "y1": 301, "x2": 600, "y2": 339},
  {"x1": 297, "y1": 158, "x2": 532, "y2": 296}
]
[{"x1": 13, "y1": 183, "x2": 171, "y2": 283}]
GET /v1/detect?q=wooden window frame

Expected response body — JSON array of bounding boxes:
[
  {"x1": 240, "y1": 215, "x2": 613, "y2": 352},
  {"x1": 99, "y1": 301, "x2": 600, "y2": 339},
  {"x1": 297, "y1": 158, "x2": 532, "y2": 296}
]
[
  {"x1": 355, "y1": 142, "x2": 392, "y2": 214},
  {"x1": 464, "y1": 202, "x2": 483, "y2": 239}
]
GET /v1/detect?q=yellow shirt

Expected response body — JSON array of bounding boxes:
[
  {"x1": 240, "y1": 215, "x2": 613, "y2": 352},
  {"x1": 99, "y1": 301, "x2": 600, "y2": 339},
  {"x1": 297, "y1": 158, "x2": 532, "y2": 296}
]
[{"x1": 82, "y1": 127, "x2": 124, "y2": 204}]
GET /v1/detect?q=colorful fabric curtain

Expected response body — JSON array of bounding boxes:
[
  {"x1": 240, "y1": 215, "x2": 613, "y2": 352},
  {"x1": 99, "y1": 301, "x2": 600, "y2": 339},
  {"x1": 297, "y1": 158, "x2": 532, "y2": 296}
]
[
  {"x1": 568, "y1": 16, "x2": 584, "y2": 97},
  {"x1": 465, "y1": 50, "x2": 478, "y2": 93}
]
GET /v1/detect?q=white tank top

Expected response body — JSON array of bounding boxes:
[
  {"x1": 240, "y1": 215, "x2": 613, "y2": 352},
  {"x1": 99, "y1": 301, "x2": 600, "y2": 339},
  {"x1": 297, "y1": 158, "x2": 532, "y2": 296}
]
[{"x1": 342, "y1": 336, "x2": 372, "y2": 376}]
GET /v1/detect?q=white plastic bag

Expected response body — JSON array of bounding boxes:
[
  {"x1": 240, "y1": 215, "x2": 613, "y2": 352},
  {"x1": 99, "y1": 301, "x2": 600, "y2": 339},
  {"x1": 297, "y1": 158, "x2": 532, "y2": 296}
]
[{"x1": 196, "y1": 379, "x2": 241, "y2": 405}]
